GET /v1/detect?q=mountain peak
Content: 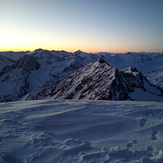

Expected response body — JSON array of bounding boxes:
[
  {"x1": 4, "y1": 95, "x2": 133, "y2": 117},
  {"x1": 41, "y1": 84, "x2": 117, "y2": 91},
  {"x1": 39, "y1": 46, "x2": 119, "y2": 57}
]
[
  {"x1": 16, "y1": 55, "x2": 40, "y2": 71},
  {"x1": 33, "y1": 48, "x2": 44, "y2": 53},
  {"x1": 30, "y1": 59, "x2": 163, "y2": 101},
  {"x1": 29, "y1": 60, "x2": 123, "y2": 100},
  {"x1": 74, "y1": 50, "x2": 83, "y2": 55},
  {"x1": 98, "y1": 58, "x2": 107, "y2": 63}
]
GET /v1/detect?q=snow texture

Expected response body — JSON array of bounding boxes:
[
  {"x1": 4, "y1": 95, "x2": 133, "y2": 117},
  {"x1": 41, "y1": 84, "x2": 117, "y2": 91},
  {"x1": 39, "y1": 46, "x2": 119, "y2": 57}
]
[{"x1": 0, "y1": 100, "x2": 163, "y2": 163}]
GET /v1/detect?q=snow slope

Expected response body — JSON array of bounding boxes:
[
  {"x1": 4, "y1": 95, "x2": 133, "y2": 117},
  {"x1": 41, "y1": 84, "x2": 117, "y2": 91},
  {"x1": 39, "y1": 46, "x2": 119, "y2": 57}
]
[{"x1": 0, "y1": 100, "x2": 163, "y2": 163}]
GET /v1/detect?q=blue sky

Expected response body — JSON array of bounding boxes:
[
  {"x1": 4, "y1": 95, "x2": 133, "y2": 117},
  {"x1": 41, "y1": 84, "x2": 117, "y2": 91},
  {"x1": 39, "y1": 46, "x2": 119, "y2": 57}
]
[{"x1": 0, "y1": 0, "x2": 163, "y2": 52}]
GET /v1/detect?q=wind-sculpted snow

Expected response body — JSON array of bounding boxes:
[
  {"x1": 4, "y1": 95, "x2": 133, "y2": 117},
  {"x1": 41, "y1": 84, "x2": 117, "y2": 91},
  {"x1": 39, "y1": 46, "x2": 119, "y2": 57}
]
[{"x1": 0, "y1": 100, "x2": 163, "y2": 163}]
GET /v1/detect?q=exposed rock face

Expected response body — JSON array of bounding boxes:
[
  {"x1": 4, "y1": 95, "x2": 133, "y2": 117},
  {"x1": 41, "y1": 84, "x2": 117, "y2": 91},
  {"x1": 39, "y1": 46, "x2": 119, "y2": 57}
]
[
  {"x1": 0, "y1": 55, "x2": 40, "y2": 76},
  {"x1": 16, "y1": 55, "x2": 40, "y2": 72},
  {"x1": 30, "y1": 59, "x2": 163, "y2": 101}
]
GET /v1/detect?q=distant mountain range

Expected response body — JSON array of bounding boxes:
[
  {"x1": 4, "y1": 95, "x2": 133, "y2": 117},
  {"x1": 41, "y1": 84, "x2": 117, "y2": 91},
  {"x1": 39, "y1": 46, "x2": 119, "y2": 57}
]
[{"x1": 0, "y1": 49, "x2": 163, "y2": 102}]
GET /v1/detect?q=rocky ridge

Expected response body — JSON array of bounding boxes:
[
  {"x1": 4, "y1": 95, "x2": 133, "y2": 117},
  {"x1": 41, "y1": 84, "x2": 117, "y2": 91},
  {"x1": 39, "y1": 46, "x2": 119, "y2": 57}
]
[{"x1": 30, "y1": 59, "x2": 163, "y2": 101}]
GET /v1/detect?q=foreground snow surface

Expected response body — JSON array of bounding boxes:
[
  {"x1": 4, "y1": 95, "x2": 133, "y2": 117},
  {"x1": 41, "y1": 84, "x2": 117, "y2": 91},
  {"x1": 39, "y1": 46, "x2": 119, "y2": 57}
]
[{"x1": 0, "y1": 100, "x2": 163, "y2": 163}]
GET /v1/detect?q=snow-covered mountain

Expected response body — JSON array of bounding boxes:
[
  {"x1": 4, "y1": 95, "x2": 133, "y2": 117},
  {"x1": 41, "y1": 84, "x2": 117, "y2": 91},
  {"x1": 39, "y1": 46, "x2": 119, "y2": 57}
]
[
  {"x1": 0, "y1": 49, "x2": 163, "y2": 102},
  {"x1": 0, "y1": 55, "x2": 40, "y2": 102},
  {"x1": 30, "y1": 59, "x2": 163, "y2": 101}
]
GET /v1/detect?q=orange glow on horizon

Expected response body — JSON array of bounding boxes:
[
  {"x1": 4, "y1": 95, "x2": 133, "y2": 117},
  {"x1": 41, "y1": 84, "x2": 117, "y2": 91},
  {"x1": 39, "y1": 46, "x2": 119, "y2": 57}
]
[
  {"x1": 0, "y1": 47, "x2": 131, "y2": 53},
  {"x1": 0, "y1": 41, "x2": 162, "y2": 54},
  {"x1": 0, "y1": 47, "x2": 162, "y2": 54}
]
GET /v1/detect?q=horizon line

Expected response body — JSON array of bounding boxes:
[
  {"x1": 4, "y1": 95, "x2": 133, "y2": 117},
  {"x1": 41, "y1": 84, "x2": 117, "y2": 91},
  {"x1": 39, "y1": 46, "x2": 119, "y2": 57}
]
[{"x1": 0, "y1": 48, "x2": 162, "y2": 54}]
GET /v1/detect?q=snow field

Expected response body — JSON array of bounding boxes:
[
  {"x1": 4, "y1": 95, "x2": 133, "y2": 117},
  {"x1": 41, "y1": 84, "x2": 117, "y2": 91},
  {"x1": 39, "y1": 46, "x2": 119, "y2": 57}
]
[{"x1": 0, "y1": 100, "x2": 163, "y2": 162}]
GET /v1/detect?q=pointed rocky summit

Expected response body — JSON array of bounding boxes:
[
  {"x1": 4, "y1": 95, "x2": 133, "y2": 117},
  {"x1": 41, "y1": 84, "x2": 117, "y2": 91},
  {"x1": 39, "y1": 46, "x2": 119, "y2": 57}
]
[{"x1": 30, "y1": 59, "x2": 163, "y2": 101}]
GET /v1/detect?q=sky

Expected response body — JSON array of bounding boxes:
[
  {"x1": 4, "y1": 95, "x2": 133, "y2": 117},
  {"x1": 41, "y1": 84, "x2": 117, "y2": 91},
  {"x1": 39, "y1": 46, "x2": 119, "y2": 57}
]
[{"x1": 0, "y1": 0, "x2": 163, "y2": 53}]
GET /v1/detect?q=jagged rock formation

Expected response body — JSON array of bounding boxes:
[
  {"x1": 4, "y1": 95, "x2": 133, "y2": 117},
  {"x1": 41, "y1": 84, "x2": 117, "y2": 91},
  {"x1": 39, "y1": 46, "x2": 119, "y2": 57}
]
[{"x1": 30, "y1": 59, "x2": 163, "y2": 101}]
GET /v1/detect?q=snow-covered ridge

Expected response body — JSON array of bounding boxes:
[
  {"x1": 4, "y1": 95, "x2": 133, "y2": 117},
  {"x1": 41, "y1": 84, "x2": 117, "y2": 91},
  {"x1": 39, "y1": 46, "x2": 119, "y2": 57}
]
[
  {"x1": 30, "y1": 59, "x2": 163, "y2": 101},
  {"x1": 0, "y1": 49, "x2": 163, "y2": 102}
]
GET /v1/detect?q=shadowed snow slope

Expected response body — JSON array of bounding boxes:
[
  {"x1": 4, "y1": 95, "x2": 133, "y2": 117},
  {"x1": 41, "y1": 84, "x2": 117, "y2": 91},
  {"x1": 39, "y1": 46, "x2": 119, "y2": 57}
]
[
  {"x1": 30, "y1": 59, "x2": 163, "y2": 101},
  {"x1": 0, "y1": 100, "x2": 163, "y2": 163}
]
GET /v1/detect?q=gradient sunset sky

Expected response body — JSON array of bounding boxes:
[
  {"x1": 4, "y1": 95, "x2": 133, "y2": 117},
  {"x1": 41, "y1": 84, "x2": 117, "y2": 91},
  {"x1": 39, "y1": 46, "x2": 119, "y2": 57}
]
[{"x1": 1, "y1": 0, "x2": 163, "y2": 53}]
